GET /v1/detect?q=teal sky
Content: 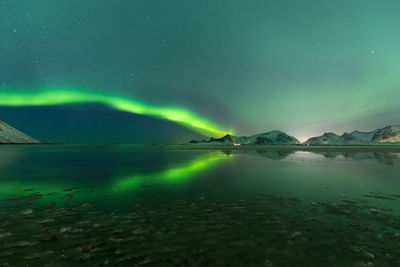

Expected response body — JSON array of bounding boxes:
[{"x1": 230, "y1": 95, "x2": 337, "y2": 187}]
[{"x1": 1, "y1": 0, "x2": 400, "y2": 142}]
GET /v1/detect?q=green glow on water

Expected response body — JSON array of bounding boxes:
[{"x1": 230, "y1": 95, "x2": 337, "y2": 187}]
[
  {"x1": 0, "y1": 151, "x2": 231, "y2": 201},
  {"x1": 112, "y1": 152, "x2": 231, "y2": 192},
  {"x1": 0, "y1": 182, "x2": 78, "y2": 206},
  {"x1": 0, "y1": 89, "x2": 233, "y2": 137},
  {"x1": 0, "y1": 182, "x2": 67, "y2": 196}
]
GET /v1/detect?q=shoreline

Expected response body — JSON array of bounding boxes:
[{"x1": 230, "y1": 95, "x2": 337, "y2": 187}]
[
  {"x1": 160, "y1": 144, "x2": 400, "y2": 152},
  {"x1": 0, "y1": 142, "x2": 55, "y2": 145},
  {"x1": 1, "y1": 143, "x2": 400, "y2": 152}
]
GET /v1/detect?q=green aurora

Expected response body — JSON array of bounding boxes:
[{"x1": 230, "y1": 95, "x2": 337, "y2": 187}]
[
  {"x1": 0, "y1": 89, "x2": 232, "y2": 137},
  {"x1": 1, "y1": 0, "x2": 400, "y2": 141}
]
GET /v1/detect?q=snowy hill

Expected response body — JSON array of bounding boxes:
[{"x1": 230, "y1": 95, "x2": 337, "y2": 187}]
[
  {"x1": 191, "y1": 125, "x2": 400, "y2": 146},
  {"x1": 305, "y1": 125, "x2": 400, "y2": 145},
  {"x1": 190, "y1": 130, "x2": 301, "y2": 145},
  {"x1": 247, "y1": 131, "x2": 301, "y2": 145},
  {"x1": 0, "y1": 118, "x2": 42, "y2": 144},
  {"x1": 304, "y1": 132, "x2": 340, "y2": 145},
  {"x1": 371, "y1": 125, "x2": 400, "y2": 143}
]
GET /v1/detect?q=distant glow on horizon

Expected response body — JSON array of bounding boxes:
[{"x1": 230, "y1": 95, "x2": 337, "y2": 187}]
[
  {"x1": 0, "y1": 89, "x2": 233, "y2": 137},
  {"x1": 296, "y1": 134, "x2": 313, "y2": 143}
]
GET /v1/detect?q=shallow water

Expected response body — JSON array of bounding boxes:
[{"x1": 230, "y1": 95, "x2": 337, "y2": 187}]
[{"x1": 0, "y1": 145, "x2": 400, "y2": 266}]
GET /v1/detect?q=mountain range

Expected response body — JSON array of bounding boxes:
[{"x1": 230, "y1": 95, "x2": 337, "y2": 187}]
[
  {"x1": 190, "y1": 130, "x2": 301, "y2": 145},
  {"x1": 1, "y1": 117, "x2": 399, "y2": 145},
  {"x1": 191, "y1": 125, "x2": 400, "y2": 145},
  {"x1": 304, "y1": 125, "x2": 400, "y2": 145},
  {"x1": 0, "y1": 118, "x2": 42, "y2": 144}
]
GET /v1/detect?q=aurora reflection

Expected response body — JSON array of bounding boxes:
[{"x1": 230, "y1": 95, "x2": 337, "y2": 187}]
[{"x1": 112, "y1": 151, "x2": 231, "y2": 192}]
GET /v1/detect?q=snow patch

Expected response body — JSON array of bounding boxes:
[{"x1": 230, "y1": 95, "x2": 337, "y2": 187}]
[{"x1": 0, "y1": 119, "x2": 41, "y2": 144}]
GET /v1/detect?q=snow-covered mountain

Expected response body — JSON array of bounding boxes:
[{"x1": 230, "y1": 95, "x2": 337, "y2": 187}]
[
  {"x1": 370, "y1": 125, "x2": 400, "y2": 143},
  {"x1": 304, "y1": 132, "x2": 340, "y2": 145},
  {"x1": 190, "y1": 130, "x2": 301, "y2": 145},
  {"x1": 305, "y1": 125, "x2": 400, "y2": 145},
  {"x1": 191, "y1": 125, "x2": 400, "y2": 146},
  {"x1": 0, "y1": 118, "x2": 42, "y2": 144},
  {"x1": 247, "y1": 131, "x2": 301, "y2": 145}
]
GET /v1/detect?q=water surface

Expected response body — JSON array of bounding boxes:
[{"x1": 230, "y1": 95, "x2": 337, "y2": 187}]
[{"x1": 0, "y1": 145, "x2": 399, "y2": 266}]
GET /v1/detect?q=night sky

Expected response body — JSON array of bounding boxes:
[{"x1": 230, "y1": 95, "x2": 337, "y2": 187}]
[{"x1": 1, "y1": 0, "x2": 400, "y2": 143}]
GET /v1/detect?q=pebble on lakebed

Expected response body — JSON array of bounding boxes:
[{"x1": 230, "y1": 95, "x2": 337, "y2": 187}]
[{"x1": 0, "y1": 194, "x2": 399, "y2": 266}]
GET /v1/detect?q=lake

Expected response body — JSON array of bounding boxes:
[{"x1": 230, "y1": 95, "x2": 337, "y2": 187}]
[{"x1": 0, "y1": 145, "x2": 400, "y2": 266}]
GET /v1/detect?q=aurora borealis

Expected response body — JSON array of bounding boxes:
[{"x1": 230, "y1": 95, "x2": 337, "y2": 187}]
[
  {"x1": 0, "y1": 89, "x2": 231, "y2": 137},
  {"x1": 1, "y1": 0, "x2": 400, "y2": 142}
]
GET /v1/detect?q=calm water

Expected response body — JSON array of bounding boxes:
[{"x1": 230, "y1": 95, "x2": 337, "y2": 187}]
[{"x1": 1, "y1": 145, "x2": 400, "y2": 266}]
